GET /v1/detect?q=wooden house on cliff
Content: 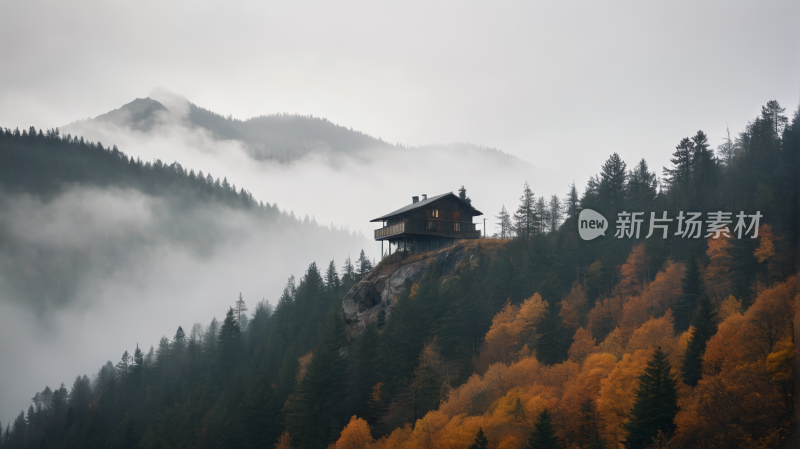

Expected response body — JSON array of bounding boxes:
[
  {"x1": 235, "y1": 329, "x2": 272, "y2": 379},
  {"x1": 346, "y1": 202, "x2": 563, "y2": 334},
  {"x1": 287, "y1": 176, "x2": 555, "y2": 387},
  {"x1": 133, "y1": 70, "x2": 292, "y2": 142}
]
[{"x1": 371, "y1": 192, "x2": 483, "y2": 255}]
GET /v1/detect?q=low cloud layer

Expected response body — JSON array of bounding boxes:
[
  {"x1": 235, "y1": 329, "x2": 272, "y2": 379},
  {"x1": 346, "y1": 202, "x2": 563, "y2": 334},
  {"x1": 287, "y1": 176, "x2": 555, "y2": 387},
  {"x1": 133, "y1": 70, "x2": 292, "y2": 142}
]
[{"x1": 0, "y1": 185, "x2": 367, "y2": 423}]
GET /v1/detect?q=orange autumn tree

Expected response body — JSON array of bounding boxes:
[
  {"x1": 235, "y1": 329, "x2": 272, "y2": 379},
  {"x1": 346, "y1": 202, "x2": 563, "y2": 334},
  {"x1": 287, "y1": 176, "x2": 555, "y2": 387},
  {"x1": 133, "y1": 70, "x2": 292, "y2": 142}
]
[
  {"x1": 559, "y1": 283, "x2": 589, "y2": 331},
  {"x1": 673, "y1": 277, "x2": 797, "y2": 447},
  {"x1": 477, "y1": 294, "x2": 547, "y2": 370},
  {"x1": 753, "y1": 223, "x2": 775, "y2": 263},
  {"x1": 704, "y1": 235, "x2": 733, "y2": 303},
  {"x1": 567, "y1": 327, "x2": 598, "y2": 365},
  {"x1": 336, "y1": 416, "x2": 374, "y2": 449},
  {"x1": 618, "y1": 243, "x2": 649, "y2": 298}
]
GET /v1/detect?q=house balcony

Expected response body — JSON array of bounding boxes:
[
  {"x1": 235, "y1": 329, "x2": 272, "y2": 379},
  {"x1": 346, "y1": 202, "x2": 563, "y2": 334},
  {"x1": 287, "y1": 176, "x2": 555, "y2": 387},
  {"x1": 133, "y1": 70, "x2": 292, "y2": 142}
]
[{"x1": 374, "y1": 220, "x2": 480, "y2": 240}]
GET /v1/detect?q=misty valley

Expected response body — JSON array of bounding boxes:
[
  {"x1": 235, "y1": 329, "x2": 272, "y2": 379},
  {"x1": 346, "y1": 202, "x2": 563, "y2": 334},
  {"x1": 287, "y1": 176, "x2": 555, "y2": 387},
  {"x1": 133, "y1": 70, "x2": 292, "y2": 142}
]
[{"x1": 0, "y1": 96, "x2": 798, "y2": 449}]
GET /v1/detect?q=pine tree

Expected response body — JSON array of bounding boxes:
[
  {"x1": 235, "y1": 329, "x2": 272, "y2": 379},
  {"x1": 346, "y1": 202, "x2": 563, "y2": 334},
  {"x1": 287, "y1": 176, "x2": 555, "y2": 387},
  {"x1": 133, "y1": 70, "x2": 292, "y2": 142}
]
[
  {"x1": 129, "y1": 345, "x2": 144, "y2": 387},
  {"x1": 626, "y1": 159, "x2": 658, "y2": 212},
  {"x1": 495, "y1": 205, "x2": 513, "y2": 239},
  {"x1": 172, "y1": 326, "x2": 187, "y2": 358},
  {"x1": 285, "y1": 312, "x2": 349, "y2": 448},
  {"x1": 536, "y1": 303, "x2": 569, "y2": 365},
  {"x1": 116, "y1": 350, "x2": 131, "y2": 380},
  {"x1": 468, "y1": 427, "x2": 489, "y2": 449},
  {"x1": 514, "y1": 181, "x2": 536, "y2": 239},
  {"x1": 681, "y1": 298, "x2": 717, "y2": 386},
  {"x1": 623, "y1": 347, "x2": 679, "y2": 449},
  {"x1": 565, "y1": 182, "x2": 580, "y2": 221},
  {"x1": 325, "y1": 260, "x2": 341, "y2": 293},
  {"x1": 690, "y1": 130, "x2": 717, "y2": 209},
  {"x1": 535, "y1": 196, "x2": 548, "y2": 234},
  {"x1": 761, "y1": 100, "x2": 789, "y2": 137},
  {"x1": 357, "y1": 249, "x2": 373, "y2": 281},
  {"x1": 217, "y1": 307, "x2": 241, "y2": 371},
  {"x1": 235, "y1": 292, "x2": 249, "y2": 329},
  {"x1": 341, "y1": 257, "x2": 357, "y2": 291},
  {"x1": 547, "y1": 194, "x2": 563, "y2": 234},
  {"x1": 673, "y1": 255, "x2": 702, "y2": 331},
  {"x1": 599, "y1": 153, "x2": 628, "y2": 214},
  {"x1": 526, "y1": 409, "x2": 561, "y2": 449},
  {"x1": 662, "y1": 138, "x2": 693, "y2": 203},
  {"x1": 458, "y1": 185, "x2": 472, "y2": 205}
]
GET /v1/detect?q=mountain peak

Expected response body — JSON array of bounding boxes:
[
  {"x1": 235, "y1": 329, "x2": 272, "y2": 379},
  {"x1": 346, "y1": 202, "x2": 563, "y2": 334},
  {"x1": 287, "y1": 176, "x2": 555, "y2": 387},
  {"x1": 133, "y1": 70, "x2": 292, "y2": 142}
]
[{"x1": 94, "y1": 97, "x2": 169, "y2": 132}]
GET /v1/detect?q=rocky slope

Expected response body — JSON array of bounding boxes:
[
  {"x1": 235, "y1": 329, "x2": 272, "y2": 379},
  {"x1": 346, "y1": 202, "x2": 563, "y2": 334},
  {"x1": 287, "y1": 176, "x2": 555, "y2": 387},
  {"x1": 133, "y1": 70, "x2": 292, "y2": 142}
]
[{"x1": 341, "y1": 241, "x2": 484, "y2": 339}]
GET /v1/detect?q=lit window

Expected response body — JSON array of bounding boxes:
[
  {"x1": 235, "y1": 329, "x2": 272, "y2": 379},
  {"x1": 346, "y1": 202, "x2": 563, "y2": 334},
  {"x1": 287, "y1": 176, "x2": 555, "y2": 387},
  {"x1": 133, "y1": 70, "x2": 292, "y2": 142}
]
[{"x1": 454, "y1": 223, "x2": 461, "y2": 231}]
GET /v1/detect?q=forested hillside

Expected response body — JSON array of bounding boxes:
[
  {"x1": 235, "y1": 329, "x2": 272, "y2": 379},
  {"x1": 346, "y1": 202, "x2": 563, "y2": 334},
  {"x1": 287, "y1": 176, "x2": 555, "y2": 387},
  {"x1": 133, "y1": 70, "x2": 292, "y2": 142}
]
[
  {"x1": 0, "y1": 126, "x2": 368, "y2": 310},
  {"x1": 0, "y1": 100, "x2": 797, "y2": 449}
]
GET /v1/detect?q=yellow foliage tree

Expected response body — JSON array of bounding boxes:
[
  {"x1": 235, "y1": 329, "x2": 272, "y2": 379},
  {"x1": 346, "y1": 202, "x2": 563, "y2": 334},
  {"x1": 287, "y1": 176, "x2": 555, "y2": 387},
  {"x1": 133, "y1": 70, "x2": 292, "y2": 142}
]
[
  {"x1": 567, "y1": 327, "x2": 598, "y2": 365},
  {"x1": 624, "y1": 311, "x2": 675, "y2": 355},
  {"x1": 559, "y1": 283, "x2": 588, "y2": 331},
  {"x1": 336, "y1": 416, "x2": 374, "y2": 449},
  {"x1": 479, "y1": 295, "x2": 547, "y2": 370},
  {"x1": 753, "y1": 223, "x2": 775, "y2": 263},
  {"x1": 704, "y1": 235, "x2": 733, "y2": 302},
  {"x1": 673, "y1": 277, "x2": 797, "y2": 447},
  {"x1": 717, "y1": 295, "x2": 742, "y2": 321},
  {"x1": 596, "y1": 349, "x2": 652, "y2": 447},
  {"x1": 618, "y1": 243, "x2": 648, "y2": 298},
  {"x1": 645, "y1": 259, "x2": 685, "y2": 317}
]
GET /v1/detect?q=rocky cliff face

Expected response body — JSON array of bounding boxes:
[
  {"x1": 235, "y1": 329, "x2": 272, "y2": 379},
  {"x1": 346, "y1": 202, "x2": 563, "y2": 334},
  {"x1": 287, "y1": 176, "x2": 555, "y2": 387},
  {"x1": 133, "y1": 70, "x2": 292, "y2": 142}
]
[{"x1": 341, "y1": 241, "x2": 481, "y2": 339}]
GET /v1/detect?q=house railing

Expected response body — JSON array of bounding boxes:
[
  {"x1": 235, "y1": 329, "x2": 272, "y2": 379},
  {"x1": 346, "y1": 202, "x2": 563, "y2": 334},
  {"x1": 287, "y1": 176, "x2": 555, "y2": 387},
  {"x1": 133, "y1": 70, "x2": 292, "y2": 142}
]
[{"x1": 374, "y1": 220, "x2": 477, "y2": 239}]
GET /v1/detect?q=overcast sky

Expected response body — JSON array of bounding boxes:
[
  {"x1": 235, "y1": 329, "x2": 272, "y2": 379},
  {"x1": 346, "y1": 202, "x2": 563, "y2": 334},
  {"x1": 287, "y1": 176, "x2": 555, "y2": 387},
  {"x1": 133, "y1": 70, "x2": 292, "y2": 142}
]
[
  {"x1": 1, "y1": 0, "x2": 798, "y2": 183},
  {"x1": 1, "y1": 0, "x2": 799, "y2": 425}
]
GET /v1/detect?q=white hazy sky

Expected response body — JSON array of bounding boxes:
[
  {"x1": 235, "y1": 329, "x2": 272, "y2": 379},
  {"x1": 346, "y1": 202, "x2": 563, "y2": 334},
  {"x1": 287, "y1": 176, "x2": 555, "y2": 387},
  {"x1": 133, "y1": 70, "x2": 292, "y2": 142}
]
[{"x1": 1, "y1": 0, "x2": 798, "y2": 184}]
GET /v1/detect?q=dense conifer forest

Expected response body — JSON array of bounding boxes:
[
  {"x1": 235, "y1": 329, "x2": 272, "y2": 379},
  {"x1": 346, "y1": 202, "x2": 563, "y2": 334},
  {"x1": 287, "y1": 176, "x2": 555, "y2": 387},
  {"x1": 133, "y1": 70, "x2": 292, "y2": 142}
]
[{"x1": 0, "y1": 100, "x2": 797, "y2": 448}]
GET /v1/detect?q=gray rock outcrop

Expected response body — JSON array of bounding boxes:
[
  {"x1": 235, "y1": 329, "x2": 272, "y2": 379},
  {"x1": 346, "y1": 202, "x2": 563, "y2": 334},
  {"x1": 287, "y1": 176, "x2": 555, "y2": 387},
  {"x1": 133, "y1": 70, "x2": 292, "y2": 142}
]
[{"x1": 341, "y1": 241, "x2": 480, "y2": 339}]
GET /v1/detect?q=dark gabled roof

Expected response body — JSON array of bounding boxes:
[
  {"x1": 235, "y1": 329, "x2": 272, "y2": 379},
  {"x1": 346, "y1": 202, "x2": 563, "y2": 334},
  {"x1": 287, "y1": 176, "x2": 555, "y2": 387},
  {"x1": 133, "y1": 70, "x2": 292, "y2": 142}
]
[{"x1": 370, "y1": 192, "x2": 483, "y2": 222}]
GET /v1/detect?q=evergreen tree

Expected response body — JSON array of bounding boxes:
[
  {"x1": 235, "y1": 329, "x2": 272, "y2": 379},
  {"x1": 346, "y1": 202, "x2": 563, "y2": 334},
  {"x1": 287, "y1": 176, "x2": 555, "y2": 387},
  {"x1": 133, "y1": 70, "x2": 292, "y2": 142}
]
[
  {"x1": 526, "y1": 409, "x2": 561, "y2": 449},
  {"x1": 495, "y1": 205, "x2": 513, "y2": 239},
  {"x1": 129, "y1": 345, "x2": 144, "y2": 387},
  {"x1": 116, "y1": 350, "x2": 131, "y2": 380},
  {"x1": 673, "y1": 255, "x2": 702, "y2": 331},
  {"x1": 547, "y1": 194, "x2": 563, "y2": 234},
  {"x1": 172, "y1": 326, "x2": 187, "y2": 358},
  {"x1": 217, "y1": 307, "x2": 241, "y2": 371},
  {"x1": 341, "y1": 257, "x2": 357, "y2": 291},
  {"x1": 468, "y1": 427, "x2": 489, "y2": 449},
  {"x1": 682, "y1": 298, "x2": 718, "y2": 387},
  {"x1": 623, "y1": 347, "x2": 679, "y2": 449},
  {"x1": 357, "y1": 249, "x2": 373, "y2": 281},
  {"x1": 599, "y1": 153, "x2": 628, "y2": 214},
  {"x1": 662, "y1": 137, "x2": 693, "y2": 204},
  {"x1": 285, "y1": 312, "x2": 349, "y2": 448},
  {"x1": 536, "y1": 303, "x2": 569, "y2": 365},
  {"x1": 761, "y1": 100, "x2": 789, "y2": 137},
  {"x1": 325, "y1": 260, "x2": 341, "y2": 293},
  {"x1": 625, "y1": 159, "x2": 658, "y2": 212},
  {"x1": 458, "y1": 185, "x2": 472, "y2": 205},
  {"x1": 565, "y1": 182, "x2": 580, "y2": 221},
  {"x1": 235, "y1": 293, "x2": 249, "y2": 329},
  {"x1": 690, "y1": 130, "x2": 718, "y2": 209},
  {"x1": 514, "y1": 181, "x2": 536, "y2": 239},
  {"x1": 203, "y1": 317, "x2": 219, "y2": 355},
  {"x1": 535, "y1": 196, "x2": 548, "y2": 234}
]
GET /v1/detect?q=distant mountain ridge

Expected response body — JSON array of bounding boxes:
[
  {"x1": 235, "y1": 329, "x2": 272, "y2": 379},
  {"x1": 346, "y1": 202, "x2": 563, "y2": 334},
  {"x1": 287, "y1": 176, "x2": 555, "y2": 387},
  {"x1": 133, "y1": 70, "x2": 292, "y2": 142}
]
[{"x1": 66, "y1": 97, "x2": 533, "y2": 166}]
